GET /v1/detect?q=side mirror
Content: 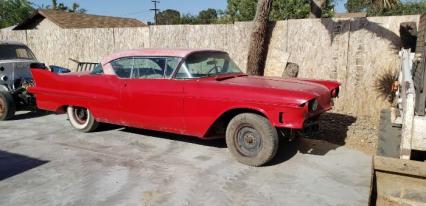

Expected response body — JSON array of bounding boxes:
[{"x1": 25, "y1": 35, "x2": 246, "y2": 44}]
[
  {"x1": 30, "y1": 63, "x2": 47, "y2": 70},
  {"x1": 50, "y1": 65, "x2": 71, "y2": 74}
]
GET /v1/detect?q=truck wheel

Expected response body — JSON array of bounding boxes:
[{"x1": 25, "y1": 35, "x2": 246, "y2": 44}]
[
  {"x1": 0, "y1": 92, "x2": 16, "y2": 121},
  {"x1": 67, "y1": 106, "x2": 99, "y2": 132},
  {"x1": 226, "y1": 113, "x2": 279, "y2": 166}
]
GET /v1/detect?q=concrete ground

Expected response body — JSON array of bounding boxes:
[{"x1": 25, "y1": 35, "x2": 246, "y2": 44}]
[{"x1": 0, "y1": 111, "x2": 372, "y2": 206}]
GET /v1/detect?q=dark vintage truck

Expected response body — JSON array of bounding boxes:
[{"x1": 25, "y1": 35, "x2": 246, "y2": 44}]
[{"x1": 0, "y1": 41, "x2": 70, "y2": 120}]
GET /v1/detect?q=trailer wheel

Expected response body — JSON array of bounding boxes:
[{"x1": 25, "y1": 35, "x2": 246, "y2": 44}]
[
  {"x1": 226, "y1": 113, "x2": 279, "y2": 166},
  {"x1": 67, "y1": 106, "x2": 99, "y2": 132},
  {"x1": 0, "y1": 92, "x2": 16, "y2": 121}
]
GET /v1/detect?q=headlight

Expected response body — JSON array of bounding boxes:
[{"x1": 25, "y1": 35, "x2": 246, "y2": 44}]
[
  {"x1": 331, "y1": 88, "x2": 339, "y2": 98},
  {"x1": 309, "y1": 99, "x2": 319, "y2": 112}
]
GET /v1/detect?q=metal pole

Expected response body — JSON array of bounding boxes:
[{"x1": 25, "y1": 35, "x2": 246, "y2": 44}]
[{"x1": 150, "y1": 0, "x2": 160, "y2": 25}]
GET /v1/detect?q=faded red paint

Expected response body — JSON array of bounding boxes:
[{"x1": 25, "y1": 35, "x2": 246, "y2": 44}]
[{"x1": 29, "y1": 49, "x2": 340, "y2": 138}]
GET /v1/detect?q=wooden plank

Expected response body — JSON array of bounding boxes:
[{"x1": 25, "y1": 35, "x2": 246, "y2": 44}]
[
  {"x1": 375, "y1": 171, "x2": 426, "y2": 205},
  {"x1": 373, "y1": 156, "x2": 426, "y2": 177}
]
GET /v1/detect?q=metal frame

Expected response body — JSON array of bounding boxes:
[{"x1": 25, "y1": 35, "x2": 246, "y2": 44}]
[
  {"x1": 396, "y1": 49, "x2": 416, "y2": 159},
  {"x1": 414, "y1": 31, "x2": 426, "y2": 115},
  {"x1": 69, "y1": 58, "x2": 99, "y2": 72}
]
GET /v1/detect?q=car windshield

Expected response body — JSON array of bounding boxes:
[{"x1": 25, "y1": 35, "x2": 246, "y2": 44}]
[
  {"x1": 0, "y1": 44, "x2": 36, "y2": 60},
  {"x1": 176, "y1": 52, "x2": 242, "y2": 79}
]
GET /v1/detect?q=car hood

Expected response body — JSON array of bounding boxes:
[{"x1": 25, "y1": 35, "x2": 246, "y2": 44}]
[
  {"x1": 222, "y1": 76, "x2": 328, "y2": 94},
  {"x1": 214, "y1": 75, "x2": 332, "y2": 106}
]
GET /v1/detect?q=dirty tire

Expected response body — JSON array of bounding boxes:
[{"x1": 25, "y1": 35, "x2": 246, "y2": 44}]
[
  {"x1": 377, "y1": 109, "x2": 401, "y2": 158},
  {"x1": 67, "y1": 106, "x2": 99, "y2": 133},
  {"x1": 0, "y1": 92, "x2": 16, "y2": 121},
  {"x1": 226, "y1": 113, "x2": 279, "y2": 166}
]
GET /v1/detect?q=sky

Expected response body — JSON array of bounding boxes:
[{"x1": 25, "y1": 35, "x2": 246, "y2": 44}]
[{"x1": 30, "y1": 0, "x2": 348, "y2": 23}]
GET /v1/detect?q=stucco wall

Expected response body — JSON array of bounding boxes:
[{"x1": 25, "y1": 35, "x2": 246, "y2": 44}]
[
  {"x1": 35, "y1": 19, "x2": 61, "y2": 30},
  {"x1": 0, "y1": 15, "x2": 421, "y2": 118}
]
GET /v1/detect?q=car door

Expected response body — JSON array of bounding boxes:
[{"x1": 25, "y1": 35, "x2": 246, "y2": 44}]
[
  {"x1": 114, "y1": 57, "x2": 185, "y2": 133},
  {"x1": 81, "y1": 64, "x2": 122, "y2": 123}
]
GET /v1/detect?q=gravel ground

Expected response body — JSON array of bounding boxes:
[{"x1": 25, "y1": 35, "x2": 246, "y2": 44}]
[{"x1": 307, "y1": 112, "x2": 378, "y2": 155}]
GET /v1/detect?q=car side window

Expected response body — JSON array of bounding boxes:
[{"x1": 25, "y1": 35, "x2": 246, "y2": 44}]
[
  {"x1": 111, "y1": 58, "x2": 134, "y2": 78},
  {"x1": 132, "y1": 57, "x2": 182, "y2": 79},
  {"x1": 111, "y1": 57, "x2": 182, "y2": 79},
  {"x1": 133, "y1": 58, "x2": 164, "y2": 79},
  {"x1": 91, "y1": 64, "x2": 104, "y2": 75}
]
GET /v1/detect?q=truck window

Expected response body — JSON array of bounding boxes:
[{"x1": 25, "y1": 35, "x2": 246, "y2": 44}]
[{"x1": 0, "y1": 45, "x2": 36, "y2": 60}]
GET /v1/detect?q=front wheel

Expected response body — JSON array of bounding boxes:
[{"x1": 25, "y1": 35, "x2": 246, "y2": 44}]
[
  {"x1": 226, "y1": 113, "x2": 279, "y2": 166},
  {"x1": 67, "y1": 106, "x2": 99, "y2": 132}
]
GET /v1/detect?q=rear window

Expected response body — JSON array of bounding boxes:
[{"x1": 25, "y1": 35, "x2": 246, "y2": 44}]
[{"x1": 0, "y1": 45, "x2": 36, "y2": 60}]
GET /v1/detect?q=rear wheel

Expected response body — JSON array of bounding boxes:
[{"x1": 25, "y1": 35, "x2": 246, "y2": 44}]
[
  {"x1": 226, "y1": 113, "x2": 279, "y2": 166},
  {"x1": 0, "y1": 92, "x2": 16, "y2": 121},
  {"x1": 67, "y1": 106, "x2": 99, "y2": 132}
]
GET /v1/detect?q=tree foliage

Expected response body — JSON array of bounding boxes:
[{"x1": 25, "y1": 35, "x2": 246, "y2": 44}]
[
  {"x1": 0, "y1": 0, "x2": 34, "y2": 28},
  {"x1": 346, "y1": 0, "x2": 425, "y2": 16},
  {"x1": 41, "y1": 0, "x2": 86, "y2": 13},
  {"x1": 227, "y1": 0, "x2": 335, "y2": 21},
  {"x1": 198, "y1": 8, "x2": 218, "y2": 24},
  {"x1": 155, "y1": 8, "x2": 220, "y2": 25},
  {"x1": 157, "y1": 9, "x2": 181, "y2": 25}
]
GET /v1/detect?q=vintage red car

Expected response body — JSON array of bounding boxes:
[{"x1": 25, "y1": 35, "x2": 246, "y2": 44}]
[{"x1": 29, "y1": 49, "x2": 340, "y2": 166}]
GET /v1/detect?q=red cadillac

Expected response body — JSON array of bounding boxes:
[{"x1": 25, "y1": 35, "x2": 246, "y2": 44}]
[{"x1": 29, "y1": 49, "x2": 340, "y2": 166}]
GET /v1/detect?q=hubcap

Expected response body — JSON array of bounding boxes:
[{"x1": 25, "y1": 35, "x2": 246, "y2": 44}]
[
  {"x1": 73, "y1": 107, "x2": 88, "y2": 124},
  {"x1": 235, "y1": 126, "x2": 262, "y2": 157},
  {"x1": 0, "y1": 98, "x2": 5, "y2": 116}
]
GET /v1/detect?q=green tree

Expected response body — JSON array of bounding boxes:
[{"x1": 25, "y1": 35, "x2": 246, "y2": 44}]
[
  {"x1": 69, "y1": 3, "x2": 86, "y2": 13},
  {"x1": 345, "y1": 0, "x2": 426, "y2": 16},
  {"x1": 345, "y1": 0, "x2": 370, "y2": 12},
  {"x1": 51, "y1": 0, "x2": 57, "y2": 9},
  {"x1": 157, "y1": 9, "x2": 181, "y2": 25},
  {"x1": 227, "y1": 0, "x2": 334, "y2": 21},
  {"x1": 44, "y1": 0, "x2": 86, "y2": 13},
  {"x1": 372, "y1": 1, "x2": 426, "y2": 16},
  {"x1": 0, "y1": 0, "x2": 34, "y2": 28},
  {"x1": 198, "y1": 8, "x2": 218, "y2": 23},
  {"x1": 227, "y1": 0, "x2": 258, "y2": 21},
  {"x1": 179, "y1": 14, "x2": 197, "y2": 24}
]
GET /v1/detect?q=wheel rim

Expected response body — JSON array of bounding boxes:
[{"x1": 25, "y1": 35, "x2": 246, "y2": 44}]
[
  {"x1": 72, "y1": 107, "x2": 88, "y2": 125},
  {"x1": 235, "y1": 125, "x2": 262, "y2": 157},
  {"x1": 0, "y1": 98, "x2": 5, "y2": 116}
]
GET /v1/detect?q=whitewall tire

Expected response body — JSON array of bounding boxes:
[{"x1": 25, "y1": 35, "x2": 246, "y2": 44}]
[{"x1": 67, "y1": 106, "x2": 99, "y2": 132}]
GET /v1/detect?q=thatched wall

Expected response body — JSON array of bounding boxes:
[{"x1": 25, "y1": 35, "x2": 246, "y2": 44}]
[{"x1": 0, "y1": 15, "x2": 420, "y2": 117}]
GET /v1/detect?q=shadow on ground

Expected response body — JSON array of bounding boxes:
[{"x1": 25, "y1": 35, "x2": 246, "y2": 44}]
[
  {"x1": 0, "y1": 151, "x2": 48, "y2": 181},
  {"x1": 92, "y1": 112, "x2": 357, "y2": 166},
  {"x1": 120, "y1": 127, "x2": 227, "y2": 148},
  {"x1": 11, "y1": 110, "x2": 51, "y2": 121},
  {"x1": 305, "y1": 112, "x2": 357, "y2": 145}
]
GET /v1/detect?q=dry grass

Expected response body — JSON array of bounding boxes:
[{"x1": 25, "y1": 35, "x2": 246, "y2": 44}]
[{"x1": 374, "y1": 67, "x2": 398, "y2": 104}]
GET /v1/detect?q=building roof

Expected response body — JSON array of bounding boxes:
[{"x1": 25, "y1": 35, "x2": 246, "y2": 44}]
[
  {"x1": 14, "y1": 9, "x2": 146, "y2": 30},
  {"x1": 101, "y1": 49, "x2": 226, "y2": 64},
  {"x1": 334, "y1": 12, "x2": 367, "y2": 18}
]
